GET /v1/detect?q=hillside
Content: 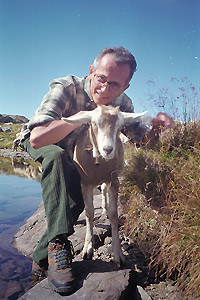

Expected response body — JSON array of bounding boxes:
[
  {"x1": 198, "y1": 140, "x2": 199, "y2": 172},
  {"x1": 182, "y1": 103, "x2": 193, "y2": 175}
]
[
  {"x1": 0, "y1": 114, "x2": 29, "y2": 149},
  {"x1": 0, "y1": 114, "x2": 29, "y2": 124}
]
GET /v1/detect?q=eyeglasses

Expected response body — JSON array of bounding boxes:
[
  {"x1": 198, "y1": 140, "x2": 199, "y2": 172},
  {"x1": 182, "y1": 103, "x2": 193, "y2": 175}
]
[{"x1": 93, "y1": 74, "x2": 123, "y2": 93}]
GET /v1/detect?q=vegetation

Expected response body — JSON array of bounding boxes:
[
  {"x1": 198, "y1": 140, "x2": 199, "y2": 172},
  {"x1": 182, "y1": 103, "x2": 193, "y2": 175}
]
[
  {"x1": 121, "y1": 121, "x2": 200, "y2": 299},
  {"x1": 0, "y1": 122, "x2": 41, "y2": 179},
  {"x1": 0, "y1": 123, "x2": 23, "y2": 149},
  {"x1": 146, "y1": 76, "x2": 200, "y2": 123}
]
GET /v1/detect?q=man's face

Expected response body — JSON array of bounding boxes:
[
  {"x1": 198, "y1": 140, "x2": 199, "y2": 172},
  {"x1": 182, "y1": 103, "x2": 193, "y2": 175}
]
[{"x1": 88, "y1": 54, "x2": 131, "y2": 105}]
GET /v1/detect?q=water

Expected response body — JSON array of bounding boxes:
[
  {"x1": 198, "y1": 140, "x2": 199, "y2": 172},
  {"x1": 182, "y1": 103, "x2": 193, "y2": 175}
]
[{"x1": 0, "y1": 157, "x2": 42, "y2": 300}]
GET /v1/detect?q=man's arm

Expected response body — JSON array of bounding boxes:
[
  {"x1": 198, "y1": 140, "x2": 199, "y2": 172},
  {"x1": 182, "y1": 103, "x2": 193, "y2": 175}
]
[{"x1": 30, "y1": 111, "x2": 86, "y2": 149}]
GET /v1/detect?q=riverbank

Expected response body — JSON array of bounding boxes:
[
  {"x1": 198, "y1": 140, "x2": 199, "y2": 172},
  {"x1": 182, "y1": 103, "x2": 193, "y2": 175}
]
[
  {"x1": 0, "y1": 148, "x2": 32, "y2": 160},
  {"x1": 0, "y1": 173, "x2": 42, "y2": 299}
]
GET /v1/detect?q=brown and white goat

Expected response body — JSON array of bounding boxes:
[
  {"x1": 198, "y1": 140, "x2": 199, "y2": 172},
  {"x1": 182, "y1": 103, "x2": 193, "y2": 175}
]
[{"x1": 62, "y1": 105, "x2": 146, "y2": 266}]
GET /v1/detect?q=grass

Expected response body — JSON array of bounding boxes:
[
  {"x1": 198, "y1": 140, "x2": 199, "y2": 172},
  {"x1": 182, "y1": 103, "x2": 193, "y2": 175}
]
[
  {"x1": 121, "y1": 121, "x2": 200, "y2": 300},
  {"x1": 0, "y1": 123, "x2": 41, "y2": 180},
  {"x1": 0, "y1": 123, "x2": 23, "y2": 149}
]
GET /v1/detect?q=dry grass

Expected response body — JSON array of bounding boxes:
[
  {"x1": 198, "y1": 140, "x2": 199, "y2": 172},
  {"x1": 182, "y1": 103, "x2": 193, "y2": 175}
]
[{"x1": 121, "y1": 122, "x2": 200, "y2": 300}]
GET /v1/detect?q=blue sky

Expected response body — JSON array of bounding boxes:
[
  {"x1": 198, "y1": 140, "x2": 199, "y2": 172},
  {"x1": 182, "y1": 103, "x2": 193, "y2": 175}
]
[{"x1": 0, "y1": 0, "x2": 199, "y2": 119}]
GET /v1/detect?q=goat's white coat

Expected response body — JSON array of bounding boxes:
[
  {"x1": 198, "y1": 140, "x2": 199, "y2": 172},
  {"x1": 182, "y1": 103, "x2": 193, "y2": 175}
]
[{"x1": 62, "y1": 105, "x2": 147, "y2": 266}]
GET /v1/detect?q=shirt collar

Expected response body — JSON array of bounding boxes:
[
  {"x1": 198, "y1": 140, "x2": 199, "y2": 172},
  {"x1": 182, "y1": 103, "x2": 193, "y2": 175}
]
[{"x1": 84, "y1": 76, "x2": 93, "y2": 101}]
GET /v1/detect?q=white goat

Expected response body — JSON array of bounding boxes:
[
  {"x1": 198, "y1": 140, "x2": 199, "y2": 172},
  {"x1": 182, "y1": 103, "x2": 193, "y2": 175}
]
[{"x1": 62, "y1": 105, "x2": 146, "y2": 266}]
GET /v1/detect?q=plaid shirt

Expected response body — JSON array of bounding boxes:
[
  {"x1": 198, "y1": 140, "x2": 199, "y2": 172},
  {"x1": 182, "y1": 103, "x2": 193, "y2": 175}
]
[{"x1": 20, "y1": 75, "x2": 149, "y2": 154}]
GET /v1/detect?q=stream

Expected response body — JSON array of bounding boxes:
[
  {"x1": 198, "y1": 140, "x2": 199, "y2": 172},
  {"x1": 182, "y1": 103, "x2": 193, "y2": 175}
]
[{"x1": 0, "y1": 156, "x2": 42, "y2": 299}]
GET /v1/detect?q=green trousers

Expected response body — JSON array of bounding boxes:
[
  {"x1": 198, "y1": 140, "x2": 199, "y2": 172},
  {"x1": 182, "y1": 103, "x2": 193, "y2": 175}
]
[{"x1": 23, "y1": 138, "x2": 84, "y2": 268}]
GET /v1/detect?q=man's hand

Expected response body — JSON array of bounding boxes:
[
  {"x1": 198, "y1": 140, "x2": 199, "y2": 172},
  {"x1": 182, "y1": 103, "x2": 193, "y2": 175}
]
[
  {"x1": 147, "y1": 112, "x2": 174, "y2": 145},
  {"x1": 152, "y1": 112, "x2": 174, "y2": 131}
]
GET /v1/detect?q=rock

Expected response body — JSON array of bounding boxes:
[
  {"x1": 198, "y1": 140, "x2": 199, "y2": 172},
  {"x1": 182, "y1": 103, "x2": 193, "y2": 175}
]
[
  {"x1": 144, "y1": 280, "x2": 184, "y2": 300},
  {"x1": 19, "y1": 265, "x2": 152, "y2": 300},
  {"x1": 14, "y1": 189, "x2": 153, "y2": 299},
  {"x1": 0, "y1": 126, "x2": 12, "y2": 132},
  {"x1": 0, "y1": 247, "x2": 32, "y2": 300},
  {"x1": 5, "y1": 280, "x2": 22, "y2": 299},
  {"x1": 0, "y1": 114, "x2": 29, "y2": 124},
  {"x1": 0, "y1": 148, "x2": 32, "y2": 160}
]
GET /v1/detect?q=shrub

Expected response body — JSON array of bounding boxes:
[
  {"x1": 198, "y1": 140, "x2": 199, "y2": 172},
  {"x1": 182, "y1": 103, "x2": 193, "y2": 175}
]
[{"x1": 121, "y1": 122, "x2": 200, "y2": 300}]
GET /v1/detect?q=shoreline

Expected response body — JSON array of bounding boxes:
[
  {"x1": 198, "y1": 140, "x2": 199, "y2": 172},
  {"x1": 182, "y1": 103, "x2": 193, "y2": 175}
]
[{"x1": 0, "y1": 148, "x2": 32, "y2": 160}]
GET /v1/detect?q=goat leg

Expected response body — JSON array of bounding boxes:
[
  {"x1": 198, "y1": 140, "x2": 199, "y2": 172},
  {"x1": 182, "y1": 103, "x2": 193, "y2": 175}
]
[
  {"x1": 101, "y1": 182, "x2": 108, "y2": 217},
  {"x1": 82, "y1": 185, "x2": 94, "y2": 260},
  {"x1": 107, "y1": 185, "x2": 125, "y2": 267}
]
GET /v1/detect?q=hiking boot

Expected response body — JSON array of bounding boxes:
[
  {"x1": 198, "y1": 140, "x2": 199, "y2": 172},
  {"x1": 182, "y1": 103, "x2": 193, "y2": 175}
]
[
  {"x1": 32, "y1": 261, "x2": 47, "y2": 287},
  {"x1": 48, "y1": 234, "x2": 76, "y2": 294}
]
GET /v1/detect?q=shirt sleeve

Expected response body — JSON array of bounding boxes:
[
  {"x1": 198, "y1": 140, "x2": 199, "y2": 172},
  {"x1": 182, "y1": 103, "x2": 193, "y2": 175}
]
[
  {"x1": 122, "y1": 119, "x2": 151, "y2": 142},
  {"x1": 112, "y1": 93, "x2": 134, "y2": 112},
  {"x1": 27, "y1": 80, "x2": 72, "y2": 131},
  {"x1": 117, "y1": 93, "x2": 152, "y2": 142}
]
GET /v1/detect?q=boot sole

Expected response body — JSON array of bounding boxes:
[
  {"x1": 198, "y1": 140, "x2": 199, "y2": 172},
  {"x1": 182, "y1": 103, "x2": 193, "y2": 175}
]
[{"x1": 48, "y1": 277, "x2": 76, "y2": 295}]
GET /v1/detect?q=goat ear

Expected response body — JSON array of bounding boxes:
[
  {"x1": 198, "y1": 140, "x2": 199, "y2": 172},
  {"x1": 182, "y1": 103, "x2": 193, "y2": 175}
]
[
  {"x1": 121, "y1": 111, "x2": 148, "y2": 124},
  {"x1": 62, "y1": 111, "x2": 93, "y2": 125}
]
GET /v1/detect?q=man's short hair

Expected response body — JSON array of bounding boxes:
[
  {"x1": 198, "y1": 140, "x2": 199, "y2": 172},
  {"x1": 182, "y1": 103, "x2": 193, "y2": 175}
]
[{"x1": 93, "y1": 46, "x2": 137, "y2": 84}]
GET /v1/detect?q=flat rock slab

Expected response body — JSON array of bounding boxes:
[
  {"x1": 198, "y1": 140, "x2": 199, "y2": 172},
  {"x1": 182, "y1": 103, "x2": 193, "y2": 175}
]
[{"x1": 19, "y1": 265, "x2": 152, "y2": 300}]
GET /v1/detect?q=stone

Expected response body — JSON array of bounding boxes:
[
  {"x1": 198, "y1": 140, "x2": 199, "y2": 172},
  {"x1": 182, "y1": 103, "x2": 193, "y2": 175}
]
[
  {"x1": 5, "y1": 280, "x2": 22, "y2": 299},
  {"x1": 14, "y1": 189, "x2": 153, "y2": 299},
  {"x1": 19, "y1": 271, "x2": 152, "y2": 300},
  {"x1": 0, "y1": 126, "x2": 12, "y2": 132},
  {"x1": 0, "y1": 148, "x2": 32, "y2": 160},
  {"x1": 144, "y1": 280, "x2": 184, "y2": 300}
]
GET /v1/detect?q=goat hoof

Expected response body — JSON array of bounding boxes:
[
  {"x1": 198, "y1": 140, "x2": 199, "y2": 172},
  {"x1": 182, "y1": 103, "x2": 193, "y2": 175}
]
[
  {"x1": 116, "y1": 259, "x2": 126, "y2": 268},
  {"x1": 115, "y1": 252, "x2": 126, "y2": 268},
  {"x1": 82, "y1": 250, "x2": 93, "y2": 260}
]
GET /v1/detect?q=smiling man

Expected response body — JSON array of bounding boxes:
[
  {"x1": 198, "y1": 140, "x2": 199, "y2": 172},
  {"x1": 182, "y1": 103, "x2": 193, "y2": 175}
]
[
  {"x1": 19, "y1": 46, "x2": 172, "y2": 295},
  {"x1": 88, "y1": 52, "x2": 131, "y2": 104}
]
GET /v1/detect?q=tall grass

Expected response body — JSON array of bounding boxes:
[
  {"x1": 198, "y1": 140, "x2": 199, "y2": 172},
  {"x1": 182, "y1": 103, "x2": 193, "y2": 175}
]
[{"x1": 121, "y1": 121, "x2": 200, "y2": 300}]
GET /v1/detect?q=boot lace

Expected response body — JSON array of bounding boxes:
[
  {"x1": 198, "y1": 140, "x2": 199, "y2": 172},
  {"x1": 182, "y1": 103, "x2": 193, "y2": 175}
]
[{"x1": 54, "y1": 239, "x2": 75, "y2": 270}]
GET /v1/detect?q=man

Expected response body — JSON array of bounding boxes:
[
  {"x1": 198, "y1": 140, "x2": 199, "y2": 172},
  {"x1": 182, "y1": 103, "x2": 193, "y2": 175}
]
[{"x1": 19, "y1": 46, "x2": 172, "y2": 294}]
